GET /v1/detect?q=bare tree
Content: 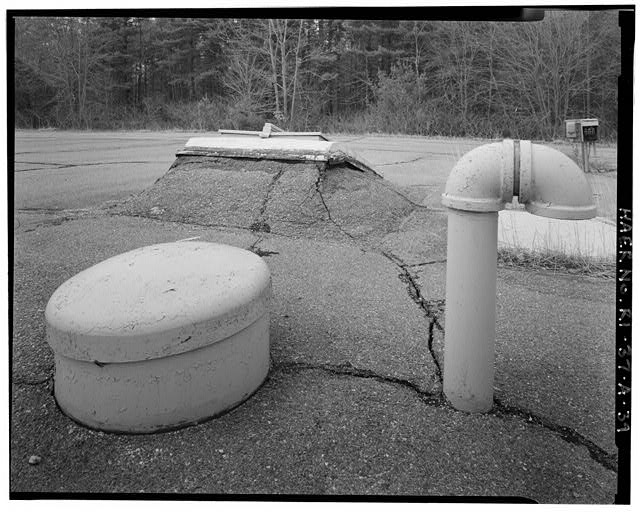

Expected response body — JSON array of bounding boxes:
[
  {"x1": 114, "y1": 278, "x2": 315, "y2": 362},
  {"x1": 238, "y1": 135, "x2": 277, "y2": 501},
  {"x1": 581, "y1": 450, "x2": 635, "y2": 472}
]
[{"x1": 493, "y1": 12, "x2": 597, "y2": 139}]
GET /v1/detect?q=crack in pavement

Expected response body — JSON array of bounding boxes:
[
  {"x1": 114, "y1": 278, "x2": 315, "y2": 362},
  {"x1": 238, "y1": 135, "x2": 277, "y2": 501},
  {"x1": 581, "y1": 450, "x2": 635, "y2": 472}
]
[
  {"x1": 261, "y1": 166, "x2": 287, "y2": 216},
  {"x1": 274, "y1": 360, "x2": 444, "y2": 406},
  {"x1": 14, "y1": 161, "x2": 154, "y2": 172},
  {"x1": 110, "y1": 212, "x2": 258, "y2": 235},
  {"x1": 23, "y1": 216, "x2": 77, "y2": 230},
  {"x1": 314, "y1": 164, "x2": 357, "y2": 240},
  {"x1": 492, "y1": 398, "x2": 618, "y2": 473},
  {"x1": 274, "y1": 360, "x2": 617, "y2": 474},
  {"x1": 16, "y1": 207, "x2": 98, "y2": 230},
  {"x1": 381, "y1": 251, "x2": 444, "y2": 383},
  {"x1": 15, "y1": 206, "x2": 615, "y2": 476},
  {"x1": 427, "y1": 320, "x2": 443, "y2": 382},
  {"x1": 335, "y1": 166, "x2": 431, "y2": 210},
  {"x1": 405, "y1": 259, "x2": 447, "y2": 268},
  {"x1": 108, "y1": 212, "x2": 363, "y2": 246},
  {"x1": 247, "y1": 236, "x2": 280, "y2": 257},
  {"x1": 18, "y1": 207, "x2": 69, "y2": 214},
  {"x1": 378, "y1": 252, "x2": 616, "y2": 475},
  {"x1": 376, "y1": 156, "x2": 425, "y2": 166},
  {"x1": 249, "y1": 166, "x2": 286, "y2": 234},
  {"x1": 382, "y1": 251, "x2": 444, "y2": 328}
]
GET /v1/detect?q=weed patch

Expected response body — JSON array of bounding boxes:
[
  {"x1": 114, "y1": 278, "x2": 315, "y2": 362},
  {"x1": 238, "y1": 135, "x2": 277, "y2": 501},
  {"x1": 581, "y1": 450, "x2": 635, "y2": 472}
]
[{"x1": 497, "y1": 247, "x2": 614, "y2": 278}]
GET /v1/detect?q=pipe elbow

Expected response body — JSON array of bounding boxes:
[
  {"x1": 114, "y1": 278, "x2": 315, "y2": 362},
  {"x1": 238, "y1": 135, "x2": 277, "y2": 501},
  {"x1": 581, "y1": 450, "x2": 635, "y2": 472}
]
[
  {"x1": 442, "y1": 140, "x2": 514, "y2": 212},
  {"x1": 442, "y1": 139, "x2": 596, "y2": 220},
  {"x1": 520, "y1": 141, "x2": 597, "y2": 220}
]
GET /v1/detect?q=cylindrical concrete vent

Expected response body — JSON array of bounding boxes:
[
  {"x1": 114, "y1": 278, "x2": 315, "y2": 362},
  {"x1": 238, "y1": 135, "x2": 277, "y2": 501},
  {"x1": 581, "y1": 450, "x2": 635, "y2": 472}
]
[{"x1": 45, "y1": 241, "x2": 271, "y2": 433}]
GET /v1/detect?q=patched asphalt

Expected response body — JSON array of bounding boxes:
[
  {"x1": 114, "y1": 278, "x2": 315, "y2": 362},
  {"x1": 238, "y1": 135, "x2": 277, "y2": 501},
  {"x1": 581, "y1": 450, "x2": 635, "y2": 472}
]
[{"x1": 11, "y1": 148, "x2": 617, "y2": 502}]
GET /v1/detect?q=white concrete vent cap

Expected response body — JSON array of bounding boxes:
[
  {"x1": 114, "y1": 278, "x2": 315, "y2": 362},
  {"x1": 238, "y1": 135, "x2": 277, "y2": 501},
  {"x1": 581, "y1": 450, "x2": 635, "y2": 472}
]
[
  {"x1": 46, "y1": 242, "x2": 271, "y2": 362},
  {"x1": 45, "y1": 241, "x2": 271, "y2": 433}
]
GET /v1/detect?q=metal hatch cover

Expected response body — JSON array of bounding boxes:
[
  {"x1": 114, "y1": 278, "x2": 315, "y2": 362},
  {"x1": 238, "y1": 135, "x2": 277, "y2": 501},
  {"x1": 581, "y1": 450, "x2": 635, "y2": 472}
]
[{"x1": 177, "y1": 123, "x2": 381, "y2": 177}]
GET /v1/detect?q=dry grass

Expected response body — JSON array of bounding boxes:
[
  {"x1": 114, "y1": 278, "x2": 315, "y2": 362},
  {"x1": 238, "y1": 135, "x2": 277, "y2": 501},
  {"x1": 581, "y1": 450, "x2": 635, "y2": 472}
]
[{"x1": 497, "y1": 246, "x2": 615, "y2": 278}]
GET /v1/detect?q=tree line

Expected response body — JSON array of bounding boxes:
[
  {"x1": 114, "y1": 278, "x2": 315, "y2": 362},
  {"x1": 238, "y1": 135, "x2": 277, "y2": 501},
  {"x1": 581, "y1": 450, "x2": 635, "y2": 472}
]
[{"x1": 13, "y1": 12, "x2": 621, "y2": 140}]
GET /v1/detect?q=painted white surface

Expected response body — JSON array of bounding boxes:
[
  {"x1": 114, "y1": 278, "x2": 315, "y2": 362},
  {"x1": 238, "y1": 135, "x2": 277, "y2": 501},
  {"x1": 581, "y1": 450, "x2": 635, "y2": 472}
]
[
  {"x1": 46, "y1": 241, "x2": 271, "y2": 433},
  {"x1": 186, "y1": 136, "x2": 337, "y2": 153},
  {"x1": 46, "y1": 241, "x2": 271, "y2": 362},
  {"x1": 442, "y1": 140, "x2": 602, "y2": 414},
  {"x1": 442, "y1": 139, "x2": 597, "y2": 220},
  {"x1": 54, "y1": 315, "x2": 270, "y2": 433},
  {"x1": 182, "y1": 135, "x2": 381, "y2": 176},
  {"x1": 443, "y1": 210, "x2": 498, "y2": 413}
]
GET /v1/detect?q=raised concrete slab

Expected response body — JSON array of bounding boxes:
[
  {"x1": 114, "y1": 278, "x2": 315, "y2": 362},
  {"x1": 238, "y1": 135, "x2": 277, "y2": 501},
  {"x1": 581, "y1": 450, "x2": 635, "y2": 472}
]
[
  {"x1": 116, "y1": 157, "x2": 413, "y2": 245},
  {"x1": 498, "y1": 210, "x2": 615, "y2": 260},
  {"x1": 182, "y1": 135, "x2": 380, "y2": 177}
]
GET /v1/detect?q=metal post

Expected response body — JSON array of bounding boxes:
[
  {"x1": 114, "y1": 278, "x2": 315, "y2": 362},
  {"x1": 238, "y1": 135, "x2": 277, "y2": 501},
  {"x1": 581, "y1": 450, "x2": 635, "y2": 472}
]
[
  {"x1": 443, "y1": 208, "x2": 498, "y2": 413},
  {"x1": 581, "y1": 140, "x2": 588, "y2": 173}
]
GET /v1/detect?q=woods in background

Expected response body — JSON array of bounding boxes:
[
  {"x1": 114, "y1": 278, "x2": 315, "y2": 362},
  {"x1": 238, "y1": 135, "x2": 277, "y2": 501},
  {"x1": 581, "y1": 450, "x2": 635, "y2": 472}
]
[{"x1": 13, "y1": 12, "x2": 620, "y2": 140}]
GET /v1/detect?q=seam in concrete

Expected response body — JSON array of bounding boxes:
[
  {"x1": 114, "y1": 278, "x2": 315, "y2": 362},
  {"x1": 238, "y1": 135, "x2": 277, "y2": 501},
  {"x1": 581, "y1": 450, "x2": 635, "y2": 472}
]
[
  {"x1": 109, "y1": 212, "x2": 261, "y2": 235},
  {"x1": 375, "y1": 182, "x2": 431, "y2": 209},
  {"x1": 108, "y1": 213, "x2": 358, "y2": 246},
  {"x1": 248, "y1": 236, "x2": 280, "y2": 257},
  {"x1": 266, "y1": 217, "x2": 319, "y2": 227},
  {"x1": 27, "y1": 216, "x2": 76, "y2": 229},
  {"x1": 427, "y1": 321, "x2": 443, "y2": 383},
  {"x1": 14, "y1": 161, "x2": 152, "y2": 172},
  {"x1": 16, "y1": 207, "x2": 615, "y2": 474},
  {"x1": 335, "y1": 167, "x2": 430, "y2": 210},
  {"x1": 17, "y1": 207, "x2": 68, "y2": 214},
  {"x1": 376, "y1": 156, "x2": 425, "y2": 166},
  {"x1": 248, "y1": 166, "x2": 286, "y2": 234},
  {"x1": 381, "y1": 251, "x2": 444, "y2": 384},
  {"x1": 314, "y1": 164, "x2": 357, "y2": 240},
  {"x1": 274, "y1": 360, "x2": 444, "y2": 406},
  {"x1": 382, "y1": 251, "x2": 444, "y2": 329},
  {"x1": 260, "y1": 166, "x2": 286, "y2": 217},
  {"x1": 405, "y1": 259, "x2": 448, "y2": 268},
  {"x1": 492, "y1": 398, "x2": 618, "y2": 473},
  {"x1": 381, "y1": 249, "x2": 614, "y2": 473},
  {"x1": 17, "y1": 208, "x2": 100, "y2": 232},
  {"x1": 274, "y1": 361, "x2": 616, "y2": 474}
]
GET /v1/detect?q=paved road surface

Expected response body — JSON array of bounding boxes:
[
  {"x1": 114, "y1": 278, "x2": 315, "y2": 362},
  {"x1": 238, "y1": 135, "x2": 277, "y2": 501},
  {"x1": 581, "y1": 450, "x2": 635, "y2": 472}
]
[
  {"x1": 11, "y1": 130, "x2": 618, "y2": 499},
  {"x1": 13, "y1": 130, "x2": 616, "y2": 222},
  {"x1": 13, "y1": 130, "x2": 483, "y2": 210}
]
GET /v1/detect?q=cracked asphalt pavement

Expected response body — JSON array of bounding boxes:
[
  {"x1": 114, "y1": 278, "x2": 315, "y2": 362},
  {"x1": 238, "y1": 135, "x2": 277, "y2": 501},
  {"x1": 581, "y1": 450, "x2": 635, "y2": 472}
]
[{"x1": 11, "y1": 131, "x2": 617, "y2": 502}]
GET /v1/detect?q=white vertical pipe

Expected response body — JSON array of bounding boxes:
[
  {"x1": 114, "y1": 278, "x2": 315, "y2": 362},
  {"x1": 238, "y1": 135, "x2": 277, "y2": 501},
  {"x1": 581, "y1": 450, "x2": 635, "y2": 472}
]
[{"x1": 443, "y1": 208, "x2": 498, "y2": 413}]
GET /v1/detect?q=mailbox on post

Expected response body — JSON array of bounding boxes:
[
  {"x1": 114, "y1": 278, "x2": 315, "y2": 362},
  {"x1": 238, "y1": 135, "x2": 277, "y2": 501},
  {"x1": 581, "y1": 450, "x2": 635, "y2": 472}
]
[
  {"x1": 579, "y1": 119, "x2": 599, "y2": 142},
  {"x1": 565, "y1": 118, "x2": 599, "y2": 142},
  {"x1": 565, "y1": 118, "x2": 598, "y2": 172}
]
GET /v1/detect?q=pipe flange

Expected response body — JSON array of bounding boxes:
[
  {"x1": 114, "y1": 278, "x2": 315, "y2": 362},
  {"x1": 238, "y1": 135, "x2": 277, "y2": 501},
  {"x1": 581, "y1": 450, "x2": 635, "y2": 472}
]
[
  {"x1": 441, "y1": 140, "x2": 515, "y2": 213},
  {"x1": 500, "y1": 139, "x2": 514, "y2": 204},
  {"x1": 518, "y1": 140, "x2": 532, "y2": 203}
]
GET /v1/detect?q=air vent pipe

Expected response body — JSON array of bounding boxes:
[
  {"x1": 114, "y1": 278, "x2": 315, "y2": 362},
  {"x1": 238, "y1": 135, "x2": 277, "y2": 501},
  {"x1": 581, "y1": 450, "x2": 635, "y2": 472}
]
[{"x1": 441, "y1": 139, "x2": 596, "y2": 413}]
